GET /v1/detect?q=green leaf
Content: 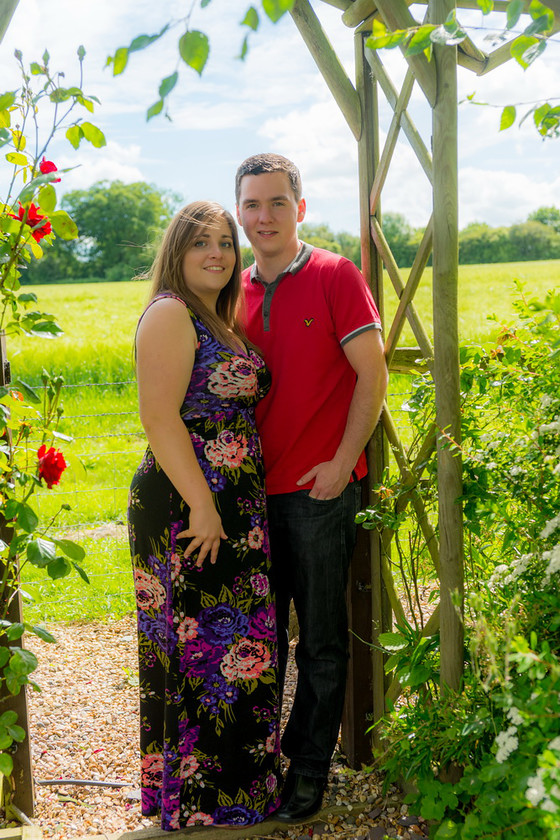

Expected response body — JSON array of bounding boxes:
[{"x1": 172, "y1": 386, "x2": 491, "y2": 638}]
[
  {"x1": 12, "y1": 378, "x2": 40, "y2": 403},
  {"x1": 366, "y1": 20, "x2": 407, "y2": 50},
  {"x1": 7, "y1": 724, "x2": 25, "y2": 742},
  {"x1": 5, "y1": 152, "x2": 27, "y2": 166},
  {"x1": 430, "y1": 24, "x2": 467, "y2": 46},
  {"x1": 525, "y1": 14, "x2": 553, "y2": 35},
  {"x1": 507, "y1": 0, "x2": 524, "y2": 28},
  {"x1": 435, "y1": 819, "x2": 459, "y2": 838},
  {"x1": 378, "y1": 632, "x2": 409, "y2": 651},
  {"x1": 54, "y1": 539, "x2": 85, "y2": 561},
  {"x1": 80, "y1": 122, "x2": 106, "y2": 148},
  {"x1": 5, "y1": 623, "x2": 24, "y2": 641},
  {"x1": 242, "y1": 6, "x2": 259, "y2": 30},
  {"x1": 201, "y1": 0, "x2": 212, "y2": 6},
  {"x1": 510, "y1": 34, "x2": 540, "y2": 68},
  {"x1": 17, "y1": 172, "x2": 60, "y2": 204},
  {"x1": 17, "y1": 503, "x2": 39, "y2": 534},
  {"x1": 50, "y1": 210, "x2": 78, "y2": 240},
  {"x1": 0, "y1": 712, "x2": 18, "y2": 727},
  {"x1": 262, "y1": 0, "x2": 294, "y2": 23},
  {"x1": 27, "y1": 624, "x2": 56, "y2": 643},
  {"x1": 0, "y1": 91, "x2": 16, "y2": 110},
  {"x1": 66, "y1": 124, "x2": 83, "y2": 150},
  {"x1": 47, "y1": 556, "x2": 72, "y2": 580},
  {"x1": 26, "y1": 320, "x2": 63, "y2": 339},
  {"x1": 27, "y1": 538, "x2": 57, "y2": 568},
  {"x1": 72, "y1": 561, "x2": 90, "y2": 584},
  {"x1": 178, "y1": 30, "x2": 210, "y2": 75},
  {"x1": 500, "y1": 105, "x2": 516, "y2": 130},
  {"x1": 37, "y1": 184, "x2": 57, "y2": 213},
  {"x1": 112, "y1": 47, "x2": 129, "y2": 76},
  {"x1": 528, "y1": 1, "x2": 554, "y2": 30},
  {"x1": 0, "y1": 752, "x2": 13, "y2": 776},
  {"x1": 477, "y1": 0, "x2": 493, "y2": 13},
  {"x1": 9, "y1": 647, "x2": 38, "y2": 676},
  {"x1": 129, "y1": 26, "x2": 169, "y2": 53},
  {"x1": 147, "y1": 99, "x2": 164, "y2": 121},
  {"x1": 158, "y1": 72, "x2": 178, "y2": 99},
  {"x1": 239, "y1": 33, "x2": 250, "y2": 60},
  {"x1": 406, "y1": 25, "x2": 436, "y2": 56},
  {"x1": 0, "y1": 736, "x2": 11, "y2": 751}
]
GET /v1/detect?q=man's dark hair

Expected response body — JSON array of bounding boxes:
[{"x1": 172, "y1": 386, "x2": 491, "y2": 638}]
[{"x1": 235, "y1": 153, "x2": 302, "y2": 204}]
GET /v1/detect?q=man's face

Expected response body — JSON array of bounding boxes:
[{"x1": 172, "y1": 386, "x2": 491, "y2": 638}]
[{"x1": 236, "y1": 171, "x2": 306, "y2": 260}]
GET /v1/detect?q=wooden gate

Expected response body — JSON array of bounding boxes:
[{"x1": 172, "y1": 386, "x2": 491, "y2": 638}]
[{"x1": 290, "y1": 0, "x2": 556, "y2": 765}]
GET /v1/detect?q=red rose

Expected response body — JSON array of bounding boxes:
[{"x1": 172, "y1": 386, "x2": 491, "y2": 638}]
[
  {"x1": 9, "y1": 203, "x2": 52, "y2": 242},
  {"x1": 39, "y1": 156, "x2": 61, "y2": 182},
  {"x1": 37, "y1": 445, "x2": 67, "y2": 488}
]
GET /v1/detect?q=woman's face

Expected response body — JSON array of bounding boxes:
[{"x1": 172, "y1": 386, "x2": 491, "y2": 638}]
[{"x1": 181, "y1": 217, "x2": 236, "y2": 308}]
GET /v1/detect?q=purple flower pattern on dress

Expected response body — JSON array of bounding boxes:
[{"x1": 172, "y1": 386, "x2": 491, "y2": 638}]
[
  {"x1": 129, "y1": 305, "x2": 280, "y2": 829},
  {"x1": 197, "y1": 603, "x2": 250, "y2": 645}
]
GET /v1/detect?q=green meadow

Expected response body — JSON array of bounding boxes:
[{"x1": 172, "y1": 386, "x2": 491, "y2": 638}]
[{"x1": 13, "y1": 260, "x2": 560, "y2": 624}]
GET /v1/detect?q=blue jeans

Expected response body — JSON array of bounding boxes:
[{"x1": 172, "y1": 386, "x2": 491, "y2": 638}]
[{"x1": 267, "y1": 482, "x2": 362, "y2": 779}]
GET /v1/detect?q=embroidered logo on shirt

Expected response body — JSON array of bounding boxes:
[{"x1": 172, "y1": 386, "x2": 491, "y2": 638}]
[{"x1": 304, "y1": 318, "x2": 314, "y2": 327}]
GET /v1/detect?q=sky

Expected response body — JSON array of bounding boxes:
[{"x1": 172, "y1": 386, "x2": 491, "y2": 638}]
[{"x1": 2, "y1": 0, "x2": 560, "y2": 241}]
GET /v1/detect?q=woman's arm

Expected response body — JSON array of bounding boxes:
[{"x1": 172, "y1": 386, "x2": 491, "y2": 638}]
[{"x1": 135, "y1": 297, "x2": 227, "y2": 565}]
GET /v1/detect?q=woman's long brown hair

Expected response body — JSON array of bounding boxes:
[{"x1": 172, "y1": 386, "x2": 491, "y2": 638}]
[{"x1": 144, "y1": 201, "x2": 246, "y2": 351}]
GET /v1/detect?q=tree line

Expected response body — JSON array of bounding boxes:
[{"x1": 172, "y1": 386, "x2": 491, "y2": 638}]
[{"x1": 23, "y1": 180, "x2": 560, "y2": 284}]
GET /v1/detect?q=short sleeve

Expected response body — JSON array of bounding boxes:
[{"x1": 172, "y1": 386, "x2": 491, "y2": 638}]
[{"x1": 326, "y1": 258, "x2": 382, "y2": 346}]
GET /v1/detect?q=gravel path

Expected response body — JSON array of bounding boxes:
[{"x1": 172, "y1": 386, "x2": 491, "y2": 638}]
[{"x1": 15, "y1": 615, "x2": 428, "y2": 839}]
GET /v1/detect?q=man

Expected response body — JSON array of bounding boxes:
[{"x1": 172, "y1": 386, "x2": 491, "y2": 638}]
[{"x1": 235, "y1": 153, "x2": 388, "y2": 822}]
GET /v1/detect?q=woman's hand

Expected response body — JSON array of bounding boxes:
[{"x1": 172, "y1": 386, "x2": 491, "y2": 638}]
[{"x1": 177, "y1": 502, "x2": 228, "y2": 567}]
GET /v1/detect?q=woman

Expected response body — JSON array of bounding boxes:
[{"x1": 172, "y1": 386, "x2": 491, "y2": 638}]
[{"x1": 128, "y1": 201, "x2": 281, "y2": 830}]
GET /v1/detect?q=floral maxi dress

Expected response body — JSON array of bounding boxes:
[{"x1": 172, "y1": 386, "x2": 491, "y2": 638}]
[{"x1": 128, "y1": 302, "x2": 281, "y2": 830}]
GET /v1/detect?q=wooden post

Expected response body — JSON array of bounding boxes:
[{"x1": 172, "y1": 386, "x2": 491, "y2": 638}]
[
  {"x1": 341, "y1": 30, "x2": 389, "y2": 766},
  {"x1": 0, "y1": 0, "x2": 19, "y2": 44},
  {"x1": 0, "y1": 332, "x2": 35, "y2": 819},
  {"x1": 430, "y1": 0, "x2": 464, "y2": 694}
]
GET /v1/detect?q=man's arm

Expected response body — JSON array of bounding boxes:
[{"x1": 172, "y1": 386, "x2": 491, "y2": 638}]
[{"x1": 297, "y1": 328, "x2": 388, "y2": 500}]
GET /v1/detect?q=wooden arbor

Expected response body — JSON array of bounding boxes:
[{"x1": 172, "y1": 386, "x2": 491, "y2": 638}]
[{"x1": 289, "y1": 0, "x2": 556, "y2": 765}]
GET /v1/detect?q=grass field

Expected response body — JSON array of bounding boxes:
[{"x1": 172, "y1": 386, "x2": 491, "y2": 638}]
[{"x1": 13, "y1": 260, "x2": 560, "y2": 624}]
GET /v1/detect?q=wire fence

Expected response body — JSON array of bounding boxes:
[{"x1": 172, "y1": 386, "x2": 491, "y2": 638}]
[{"x1": 23, "y1": 377, "x2": 415, "y2": 625}]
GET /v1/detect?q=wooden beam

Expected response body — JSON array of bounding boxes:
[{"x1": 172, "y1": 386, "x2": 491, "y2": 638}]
[
  {"x1": 0, "y1": 331, "x2": 34, "y2": 819},
  {"x1": 342, "y1": 0, "x2": 377, "y2": 28},
  {"x1": 370, "y1": 216, "x2": 434, "y2": 364},
  {"x1": 364, "y1": 49, "x2": 433, "y2": 185},
  {"x1": 290, "y1": 0, "x2": 362, "y2": 140},
  {"x1": 430, "y1": 0, "x2": 464, "y2": 695},
  {"x1": 385, "y1": 216, "x2": 433, "y2": 367},
  {"x1": 319, "y1": 0, "x2": 352, "y2": 10},
  {"x1": 370, "y1": 67, "x2": 415, "y2": 215},
  {"x1": 0, "y1": 0, "x2": 19, "y2": 44},
  {"x1": 382, "y1": 412, "x2": 441, "y2": 578},
  {"x1": 375, "y1": 0, "x2": 437, "y2": 107},
  {"x1": 342, "y1": 29, "x2": 387, "y2": 767},
  {"x1": 388, "y1": 347, "x2": 429, "y2": 374}
]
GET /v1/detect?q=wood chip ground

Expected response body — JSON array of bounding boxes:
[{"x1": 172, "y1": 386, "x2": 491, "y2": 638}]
[{"x1": 11, "y1": 616, "x2": 428, "y2": 839}]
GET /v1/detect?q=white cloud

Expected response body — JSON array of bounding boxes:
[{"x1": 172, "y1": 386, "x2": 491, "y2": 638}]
[
  {"x1": 1, "y1": 0, "x2": 559, "y2": 236},
  {"x1": 460, "y1": 166, "x2": 560, "y2": 227}
]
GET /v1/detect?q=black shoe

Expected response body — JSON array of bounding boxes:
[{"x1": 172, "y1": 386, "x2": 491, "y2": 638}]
[{"x1": 275, "y1": 772, "x2": 327, "y2": 823}]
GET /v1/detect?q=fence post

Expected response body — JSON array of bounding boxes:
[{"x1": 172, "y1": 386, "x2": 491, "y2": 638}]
[{"x1": 0, "y1": 331, "x2": 35, "y2": 819}]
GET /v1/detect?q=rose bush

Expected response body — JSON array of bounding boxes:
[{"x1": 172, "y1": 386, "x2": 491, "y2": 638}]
[
  {"x1": 363, "y1": 285, "x2": 560, "y2": 837},
  {"x1": 0, "y1": 47, "x2": 106, "y2": 818}
]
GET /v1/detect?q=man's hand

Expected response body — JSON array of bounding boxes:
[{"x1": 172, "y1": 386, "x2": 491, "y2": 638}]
[{"x1": 297, "y1": 460, "x2": 350, "y2": 500}]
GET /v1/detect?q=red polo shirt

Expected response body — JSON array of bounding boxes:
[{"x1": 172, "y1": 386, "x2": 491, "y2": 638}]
[{"x1": 240, "y1": 244, "x2": 382, "y2": 495}]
